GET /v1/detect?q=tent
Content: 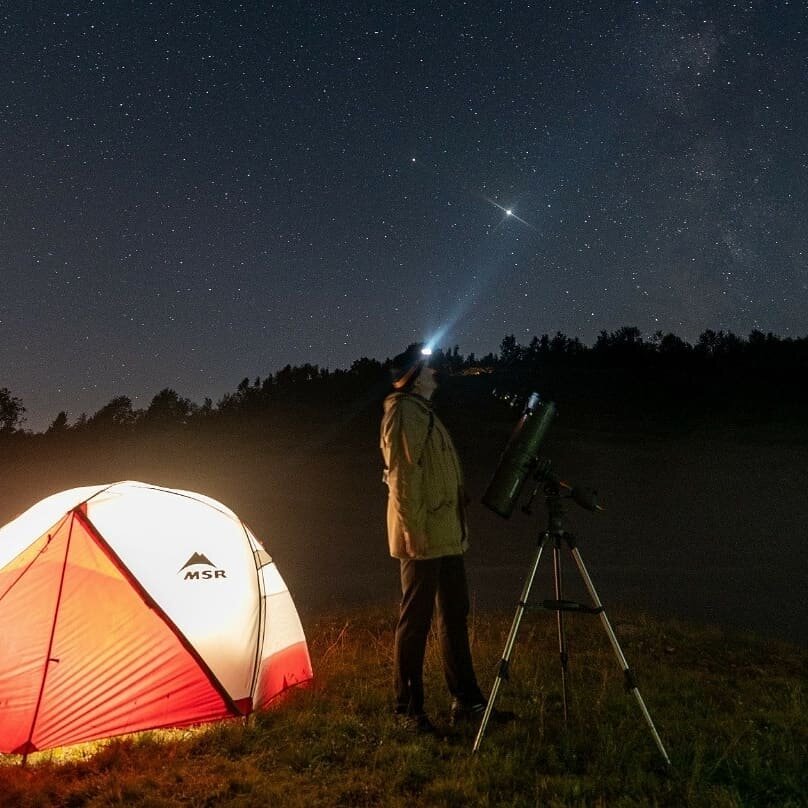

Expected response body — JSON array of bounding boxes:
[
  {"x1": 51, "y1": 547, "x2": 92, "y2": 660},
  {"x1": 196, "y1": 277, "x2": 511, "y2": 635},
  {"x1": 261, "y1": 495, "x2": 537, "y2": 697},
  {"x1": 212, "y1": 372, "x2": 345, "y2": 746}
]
[{"x1": 0, "y1": 481, "x2": 312, "y2": 755}]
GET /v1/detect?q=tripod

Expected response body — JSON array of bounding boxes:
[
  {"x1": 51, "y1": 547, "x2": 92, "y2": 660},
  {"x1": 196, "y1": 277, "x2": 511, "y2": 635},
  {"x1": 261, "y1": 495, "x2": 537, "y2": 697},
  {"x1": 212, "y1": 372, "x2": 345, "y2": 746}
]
[{"x1": 472, "y1": 483, "x2": 671, "y2": 765}]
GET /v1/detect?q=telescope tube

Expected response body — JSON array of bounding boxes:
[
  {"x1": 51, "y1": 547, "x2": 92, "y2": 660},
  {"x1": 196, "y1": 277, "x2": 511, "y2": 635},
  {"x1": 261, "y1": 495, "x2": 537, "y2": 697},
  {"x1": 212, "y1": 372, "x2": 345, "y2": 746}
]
[{"x1": 482, "y1": 396, "x2": 556, "y2": 518}]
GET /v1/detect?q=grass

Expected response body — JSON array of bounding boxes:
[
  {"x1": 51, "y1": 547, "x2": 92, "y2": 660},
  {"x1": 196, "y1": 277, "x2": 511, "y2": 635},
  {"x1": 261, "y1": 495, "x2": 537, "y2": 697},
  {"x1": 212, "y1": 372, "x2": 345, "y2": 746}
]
[{"x1": 1, "y1": 607, "x2": 805, "y2": 807}]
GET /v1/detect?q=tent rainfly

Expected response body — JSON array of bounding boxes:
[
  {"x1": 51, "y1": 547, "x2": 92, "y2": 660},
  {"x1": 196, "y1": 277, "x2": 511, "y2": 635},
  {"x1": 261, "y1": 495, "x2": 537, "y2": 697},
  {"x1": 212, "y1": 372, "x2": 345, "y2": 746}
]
[{"x1": 0, "y1": 481, "x2": 312, "y2": 755}]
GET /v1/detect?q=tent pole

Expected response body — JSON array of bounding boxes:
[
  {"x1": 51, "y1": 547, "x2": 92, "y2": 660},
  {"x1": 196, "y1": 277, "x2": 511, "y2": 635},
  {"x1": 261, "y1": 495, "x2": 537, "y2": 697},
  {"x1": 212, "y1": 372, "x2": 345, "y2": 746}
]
[
  {"x1": 244, "y1": 523, "x2": 268, "y2": 711},
  {"x1": 22, "y1": 512, "x2": 76, "y2": 761}
]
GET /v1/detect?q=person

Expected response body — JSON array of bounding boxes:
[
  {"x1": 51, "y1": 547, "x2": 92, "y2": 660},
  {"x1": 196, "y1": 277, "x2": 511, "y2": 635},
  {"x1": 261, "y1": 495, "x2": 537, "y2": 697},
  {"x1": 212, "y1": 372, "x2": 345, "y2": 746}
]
[{"x1": 380, "y1": 343, "x2": 489, "y2": 734}]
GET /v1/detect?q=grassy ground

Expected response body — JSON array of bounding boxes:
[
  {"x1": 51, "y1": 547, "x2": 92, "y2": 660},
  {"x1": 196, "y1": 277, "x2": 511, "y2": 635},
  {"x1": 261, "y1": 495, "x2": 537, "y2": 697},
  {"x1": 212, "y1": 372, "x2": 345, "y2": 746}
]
[{"x1": 1, "y1": 607, "x2": 805, "y2": 807}]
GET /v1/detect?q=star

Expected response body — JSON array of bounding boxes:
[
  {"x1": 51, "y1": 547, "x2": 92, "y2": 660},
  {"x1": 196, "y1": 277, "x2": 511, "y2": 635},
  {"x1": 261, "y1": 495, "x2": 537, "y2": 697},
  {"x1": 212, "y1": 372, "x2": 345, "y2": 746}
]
[{"x1": 484, "y1": 196, "x2": 535, "y2": 230}]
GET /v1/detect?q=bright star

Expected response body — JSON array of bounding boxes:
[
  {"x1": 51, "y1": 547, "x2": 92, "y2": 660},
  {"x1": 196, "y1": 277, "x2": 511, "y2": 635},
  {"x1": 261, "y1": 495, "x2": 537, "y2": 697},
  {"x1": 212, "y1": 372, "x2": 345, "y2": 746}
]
[{"x1": 484, "y1": 196, "x2": 534, "y2": 229}]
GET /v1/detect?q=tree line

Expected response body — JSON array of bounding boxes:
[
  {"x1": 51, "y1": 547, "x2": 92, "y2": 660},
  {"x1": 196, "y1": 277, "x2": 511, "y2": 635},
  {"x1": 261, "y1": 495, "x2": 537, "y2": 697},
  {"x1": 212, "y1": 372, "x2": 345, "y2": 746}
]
[{"x1": 1, "y1": 327, "x2": 806, "y2": 437}]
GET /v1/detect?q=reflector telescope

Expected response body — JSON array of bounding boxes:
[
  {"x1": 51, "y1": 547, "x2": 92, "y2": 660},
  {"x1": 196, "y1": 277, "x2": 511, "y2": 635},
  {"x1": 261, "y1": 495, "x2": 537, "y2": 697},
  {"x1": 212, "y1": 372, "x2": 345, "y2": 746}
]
[{"x1": 482, "y1": 393, "x2": 556, "y2": 518}]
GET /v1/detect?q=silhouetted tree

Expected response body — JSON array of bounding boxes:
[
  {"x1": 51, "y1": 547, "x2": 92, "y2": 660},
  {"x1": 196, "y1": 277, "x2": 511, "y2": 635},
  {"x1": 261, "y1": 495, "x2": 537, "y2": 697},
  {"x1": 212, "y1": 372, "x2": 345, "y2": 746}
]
[
  {"x1": 0, "y1": 387, "x2": 25, "y2": 433},
  {"x1": 274, "y1": 363, "x2": 323, "y2": 388},
  {"x1": 550, "y1": 331, "x2": 577, "y2": 354},
  {"x1": 657, "y1": 332, "x2": 691, "y2": 356},
  {"x1": 499, "y1": 334, "x2": 522, "y2": 364},
  {"x1": 86, "y1": 396, "x2": 137, "y2": 430},
  {"x1": 47, "y1": 411, "x2": 69, "y2": 434},
  {"x1": 143, "y1": 388, "x2": 197, "y2": 426},
  {"x1": 595, "y1": 326, "x2": 642, "y2": 350},
  {"x1": 349, "y1": 357, "x2": 384, "y2": 379},
  {"x1": 696, "y1": 329, "x2": 720, "y2": 356},
  {"x1": 220, "y1": 376, "x2": 272, "y2": 415}
]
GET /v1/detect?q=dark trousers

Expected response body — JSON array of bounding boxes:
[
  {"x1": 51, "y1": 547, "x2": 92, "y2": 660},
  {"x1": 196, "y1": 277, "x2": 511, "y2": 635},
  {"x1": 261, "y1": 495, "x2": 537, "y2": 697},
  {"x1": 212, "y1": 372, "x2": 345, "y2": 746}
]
[{"x1": 394, "y1": 555, "x2": 485, "y2": 715}]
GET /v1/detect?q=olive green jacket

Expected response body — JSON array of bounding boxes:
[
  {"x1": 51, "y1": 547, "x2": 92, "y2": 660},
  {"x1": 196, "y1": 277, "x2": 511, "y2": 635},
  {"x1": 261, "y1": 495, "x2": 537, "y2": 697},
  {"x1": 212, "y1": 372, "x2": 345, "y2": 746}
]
[{"x1": 380, "y1": 392, "x2": 469, "y2": 559}]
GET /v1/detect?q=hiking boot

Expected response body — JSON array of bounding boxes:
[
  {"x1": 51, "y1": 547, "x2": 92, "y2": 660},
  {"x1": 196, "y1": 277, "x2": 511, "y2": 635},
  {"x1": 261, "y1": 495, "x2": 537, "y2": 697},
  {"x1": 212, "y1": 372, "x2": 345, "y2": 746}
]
[
  {"x1": 449, "y1": 699, "x2": 516, "y2": 727},
  {"x1": 394, "y1": 710, "x2": 439, "y2": 735}
]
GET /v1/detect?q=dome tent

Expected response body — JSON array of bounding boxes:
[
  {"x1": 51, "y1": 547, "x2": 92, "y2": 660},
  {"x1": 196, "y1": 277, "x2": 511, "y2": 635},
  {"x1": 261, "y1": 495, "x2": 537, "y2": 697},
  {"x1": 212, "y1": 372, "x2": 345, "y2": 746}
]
[{"x1": 0, "y1": 481, "x2": 312, "y2": 756}]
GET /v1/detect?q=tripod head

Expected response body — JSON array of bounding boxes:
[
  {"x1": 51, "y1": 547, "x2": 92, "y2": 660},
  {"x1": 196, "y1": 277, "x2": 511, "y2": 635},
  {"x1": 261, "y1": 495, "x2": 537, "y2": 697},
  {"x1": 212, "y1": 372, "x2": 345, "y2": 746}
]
[{"x1": 521, "y1": 457, "x2": 602, "y2": 517}]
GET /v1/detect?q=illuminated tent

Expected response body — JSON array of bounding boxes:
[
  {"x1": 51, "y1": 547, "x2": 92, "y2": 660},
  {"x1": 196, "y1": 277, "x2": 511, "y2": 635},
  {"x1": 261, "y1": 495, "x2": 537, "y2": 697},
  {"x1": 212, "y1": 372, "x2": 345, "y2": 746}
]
[{"x1": 0, "y1": 481, "x2": 312, "y2": 755}]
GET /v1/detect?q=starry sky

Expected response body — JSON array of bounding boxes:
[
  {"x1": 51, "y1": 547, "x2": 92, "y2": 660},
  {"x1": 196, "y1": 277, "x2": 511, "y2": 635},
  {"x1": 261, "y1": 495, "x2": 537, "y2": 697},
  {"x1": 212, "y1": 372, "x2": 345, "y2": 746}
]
[{"x1": 2, "y1": 1, "x2": 806, "y2": 430}]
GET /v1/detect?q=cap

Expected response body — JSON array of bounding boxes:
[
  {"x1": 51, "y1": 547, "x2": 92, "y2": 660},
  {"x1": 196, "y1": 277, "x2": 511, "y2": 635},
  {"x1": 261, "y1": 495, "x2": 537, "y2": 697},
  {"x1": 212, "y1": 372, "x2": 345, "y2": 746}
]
[{"x1": 390, "y1": 343, "x2": 426, "y2": 390}]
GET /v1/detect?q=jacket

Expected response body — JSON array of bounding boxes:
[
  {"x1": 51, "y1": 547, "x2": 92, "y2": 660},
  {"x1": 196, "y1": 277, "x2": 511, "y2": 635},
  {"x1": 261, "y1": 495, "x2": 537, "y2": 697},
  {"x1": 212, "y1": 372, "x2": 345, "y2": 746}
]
[{"x1": 380, "y1": 391, "x2": 469, "y2": 559}]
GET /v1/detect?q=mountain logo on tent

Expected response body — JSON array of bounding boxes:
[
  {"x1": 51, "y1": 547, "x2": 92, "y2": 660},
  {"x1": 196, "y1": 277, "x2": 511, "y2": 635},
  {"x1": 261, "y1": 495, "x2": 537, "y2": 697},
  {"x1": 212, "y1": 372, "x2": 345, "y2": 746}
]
[
  {"x1": 179, "y1": 552, "x2": 227, "y2": 580},
  {"x1": 180, "y1": 552, "x2": 215, "y2": 570}
]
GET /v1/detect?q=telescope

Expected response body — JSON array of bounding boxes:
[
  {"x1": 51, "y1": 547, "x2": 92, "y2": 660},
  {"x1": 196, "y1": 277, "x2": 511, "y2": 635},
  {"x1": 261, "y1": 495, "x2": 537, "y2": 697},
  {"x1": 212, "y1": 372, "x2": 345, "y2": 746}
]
[
  {"x1": 474, "y1": 392, "x2": 670, "y2": 766},
  {"x1": 482, "y1": 393, "x2": 556, "y2": 517}
]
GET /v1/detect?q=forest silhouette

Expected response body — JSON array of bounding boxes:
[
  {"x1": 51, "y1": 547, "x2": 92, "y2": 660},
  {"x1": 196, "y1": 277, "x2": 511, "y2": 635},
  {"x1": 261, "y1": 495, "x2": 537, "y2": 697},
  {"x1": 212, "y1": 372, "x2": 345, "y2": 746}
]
[{"x1": 2, "y1": 326, "x2": 806, "y2": 441}]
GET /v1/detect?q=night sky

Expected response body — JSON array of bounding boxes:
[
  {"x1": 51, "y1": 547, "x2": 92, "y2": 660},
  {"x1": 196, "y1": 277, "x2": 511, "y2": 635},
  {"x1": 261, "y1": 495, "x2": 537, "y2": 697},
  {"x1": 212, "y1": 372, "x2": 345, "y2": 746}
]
[{"x1": 3, "y1": 2, "x2": 806, "y2": 430}]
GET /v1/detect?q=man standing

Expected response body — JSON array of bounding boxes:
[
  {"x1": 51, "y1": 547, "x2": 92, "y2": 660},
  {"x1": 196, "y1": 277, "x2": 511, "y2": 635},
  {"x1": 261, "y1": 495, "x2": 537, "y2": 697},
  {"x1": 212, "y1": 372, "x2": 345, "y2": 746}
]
[{"x1": 380, "y1": 344, "x2": 487, "y2": 733}]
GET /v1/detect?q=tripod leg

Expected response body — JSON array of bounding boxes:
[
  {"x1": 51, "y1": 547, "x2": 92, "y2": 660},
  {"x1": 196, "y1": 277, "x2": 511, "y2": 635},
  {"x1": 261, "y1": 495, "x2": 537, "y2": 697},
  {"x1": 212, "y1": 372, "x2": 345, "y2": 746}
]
[
  {"x1": 568, "y1": 546, "x2": 672, "y2": 766},
  {"x1": 552, "y1": 538, "x2": 569, "y2": 725},
  {"x1": 472, "y1": 533, "x2": 549, "y2": 753}
]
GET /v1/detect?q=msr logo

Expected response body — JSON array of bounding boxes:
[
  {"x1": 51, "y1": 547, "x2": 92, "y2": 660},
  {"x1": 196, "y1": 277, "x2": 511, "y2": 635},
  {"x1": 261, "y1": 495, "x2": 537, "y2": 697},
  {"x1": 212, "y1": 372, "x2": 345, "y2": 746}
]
[{"x1": 179, "y1": 552, "x2": 227, "y2": 580}]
